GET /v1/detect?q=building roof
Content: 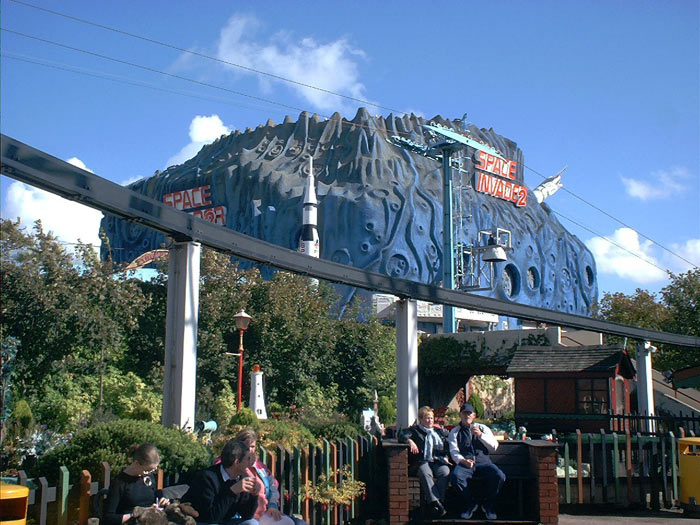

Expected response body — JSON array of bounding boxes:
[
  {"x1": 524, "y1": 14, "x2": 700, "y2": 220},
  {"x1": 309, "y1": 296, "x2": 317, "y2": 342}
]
[{"x1": 506, "y1": 344, "x2": 635, "y2": 378}]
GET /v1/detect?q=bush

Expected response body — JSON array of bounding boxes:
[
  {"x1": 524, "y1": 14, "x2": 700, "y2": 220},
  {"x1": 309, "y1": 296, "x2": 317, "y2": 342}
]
[
  {"x1": 212, "y1": 380, "x2": 237, "y2": 427},
  {"x1": 230, "y1": 407, "x2": 256, "y2": 426},
  {"x1": 214, "y1": 418, "x2": 317, "y2": 453},
  {"x1": 35, "y1": 419, "x2": 210, "y2": 483},
  {"x1": 12, "y1": 399, "x2": 34, "y2": 436},
  {"x1": 307, "y1": 421, "x2": 367, "y2": 442},
  {"x1": 377, "y1": 396, "x2": 396, "y2": 425},
  {"x1": 467, "y1": 393, "x2": 484, "y2": 419}
]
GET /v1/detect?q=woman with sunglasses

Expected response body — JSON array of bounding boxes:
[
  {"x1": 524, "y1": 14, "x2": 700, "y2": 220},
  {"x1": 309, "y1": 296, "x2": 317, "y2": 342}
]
[{"x1": 104, "y1": 443, "x2": 169, "y2": 525}]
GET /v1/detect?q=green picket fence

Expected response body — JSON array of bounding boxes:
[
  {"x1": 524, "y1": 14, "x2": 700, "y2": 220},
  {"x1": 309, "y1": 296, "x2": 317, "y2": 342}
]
[
  {"x1": 556, "y1": 428, "x2": 690, "y2": 508},
  {"x1": 14, "y1": 434, "x2": 380, "y2": 525}
]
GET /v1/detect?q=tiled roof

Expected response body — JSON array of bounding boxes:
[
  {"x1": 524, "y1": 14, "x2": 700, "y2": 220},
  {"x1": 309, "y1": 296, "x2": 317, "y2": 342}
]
[{"x1": 506, "y1": 344, "x2": 630, "y2": 375}]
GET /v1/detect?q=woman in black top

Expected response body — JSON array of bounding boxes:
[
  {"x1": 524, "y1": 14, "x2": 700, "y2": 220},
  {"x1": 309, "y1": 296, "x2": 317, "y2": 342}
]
[{"x1": 104, "y1": 443, "x2": 169, "y2": 525}]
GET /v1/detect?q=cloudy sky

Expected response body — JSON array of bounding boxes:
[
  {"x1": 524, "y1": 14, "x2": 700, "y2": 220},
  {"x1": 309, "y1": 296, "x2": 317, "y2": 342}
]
[{"x1": 1, "y1": 0, "x2": 698, "y2": 297}]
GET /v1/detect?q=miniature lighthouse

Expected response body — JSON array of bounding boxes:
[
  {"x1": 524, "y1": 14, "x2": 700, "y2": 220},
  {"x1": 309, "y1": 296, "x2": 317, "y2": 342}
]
[
  {"x1": 299, "y1": 157, "x2": 320, "y2": 259},
  {"x1": 249, "y1": 364, "x2": 268, "y2": 419}
]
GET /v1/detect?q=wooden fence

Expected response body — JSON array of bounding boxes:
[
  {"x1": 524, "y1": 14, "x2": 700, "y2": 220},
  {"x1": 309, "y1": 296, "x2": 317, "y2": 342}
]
[
  {"x1": 13, "y1": 435, "x2": 380, "y2": 525},
  {"x1": 555, "y1": 427, "x2": 696, "y2": 508}
]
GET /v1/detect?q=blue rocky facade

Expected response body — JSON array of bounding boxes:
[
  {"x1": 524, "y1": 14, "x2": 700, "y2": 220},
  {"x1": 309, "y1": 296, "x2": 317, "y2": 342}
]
[{"x1": 100, "y1": 108, "x2": 597, "y2": 315}]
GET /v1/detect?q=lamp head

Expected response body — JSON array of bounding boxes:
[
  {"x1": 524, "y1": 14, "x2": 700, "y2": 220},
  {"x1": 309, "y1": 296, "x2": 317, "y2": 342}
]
[
  {"x1": 482, "y1": 245, "x2": 508, "y2": 262},
  {"x1": 233, "y1": 310, "x2": 252, "y2": 331}
]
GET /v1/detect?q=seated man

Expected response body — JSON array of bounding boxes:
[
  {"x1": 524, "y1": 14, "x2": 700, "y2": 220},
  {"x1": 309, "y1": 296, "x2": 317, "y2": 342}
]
[
  {"x1": 182, "y1": 439, "x2": 259, "y2": 525},
  {"x1": 447, "y1": 403, "x2": 506, "y2": 520},
  {"x1": 398, "y1": 406, "x2": 450, "y2": 518}
]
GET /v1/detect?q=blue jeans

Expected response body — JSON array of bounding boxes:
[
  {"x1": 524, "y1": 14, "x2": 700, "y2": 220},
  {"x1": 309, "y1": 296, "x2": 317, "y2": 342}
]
[{"x1": 450, "y1": 462, "x2": 506, "y2": 511}]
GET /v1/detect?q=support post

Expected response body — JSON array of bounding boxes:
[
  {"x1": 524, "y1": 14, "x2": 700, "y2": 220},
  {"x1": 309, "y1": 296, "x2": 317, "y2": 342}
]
[
  {"x1": 396, "y1": 298, "x2": 418, "y2": 429},
  {"x1": 635, "y1": 341, "x2": 656, "y2": 433},
  {"x1": 441, "y1": 150, "x2": 456, "y2": 333},
  {"x1": 163, "y1": 241, "x2": 201, "y2": 430}
]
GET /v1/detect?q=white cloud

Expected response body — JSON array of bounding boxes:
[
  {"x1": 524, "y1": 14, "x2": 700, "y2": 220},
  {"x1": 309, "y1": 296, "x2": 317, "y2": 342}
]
[
  {"x1": 121, "y1": 175, "x2": 145, "y2": 186},
  {"x1": 66, "y1": 157, "x2": 94, "y2": 173},
  {"x1": 165, "y1": 114, "x2": 231, "y2": 167},
  {"x1": 620, "y1": 166, "x2": 690, "y2": 201},
  {"x1": 586, "y1": 227, "x2": 668, "y2": 284},
  {"x1": 2, "y1": 180, "x2": 102, "y2": 251},
  {"x1": 215, "y1": 14, "x2": 371, "y2": 113},
  {"x1": 665, "y1": 238, "x2": 700, "y2": 273}
]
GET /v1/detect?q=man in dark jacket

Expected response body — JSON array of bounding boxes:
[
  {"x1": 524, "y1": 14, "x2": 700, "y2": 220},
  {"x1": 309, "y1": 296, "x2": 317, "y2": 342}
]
[
  {"x1": 447, "y1": 403, "x2": 505, "y2": 520},
  {"x1": 398, "y1": 406, "x2": 450, "y2": 517},
  {"x1": 182, "y1": 439, "x2": 259, "y2": 525}
]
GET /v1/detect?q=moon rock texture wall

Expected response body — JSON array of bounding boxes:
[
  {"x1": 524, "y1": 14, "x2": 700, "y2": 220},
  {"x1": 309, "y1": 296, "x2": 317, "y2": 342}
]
[{"x1": 101, "y1": 108, "x2": 597, "y2": 315}]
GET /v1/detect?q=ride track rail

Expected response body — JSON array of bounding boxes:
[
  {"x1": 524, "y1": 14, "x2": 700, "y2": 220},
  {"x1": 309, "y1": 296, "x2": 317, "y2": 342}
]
[{"x1": 2, "y1": 133, "x2": 698, "y2": 348}]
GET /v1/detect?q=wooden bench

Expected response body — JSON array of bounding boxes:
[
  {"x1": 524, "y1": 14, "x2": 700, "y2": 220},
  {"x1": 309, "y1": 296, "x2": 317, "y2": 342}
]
[{"x1": 384, "y1": 439, "x2": 559, "y2": 524}]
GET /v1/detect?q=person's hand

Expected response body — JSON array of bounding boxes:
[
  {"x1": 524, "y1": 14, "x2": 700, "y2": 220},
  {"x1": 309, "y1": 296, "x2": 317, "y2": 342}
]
[
  {"x1": 471, "y1": 424, "x2": 483, "y2": 438},
  {"x1": 156, "y1": 497, "x2": 169, "y2": 508},
  {"x1": 407, "y1": 439, "x2": 420, "y2": 454},
  {"x1": 265, "y1": 507, "x2": 283, "y2": 521},
  {"x1": 461, "y1": 458, "x2": 475, "y2": 468},
  {"x1": 232, "y1": 477, "x2": 257, "y2": 494}
]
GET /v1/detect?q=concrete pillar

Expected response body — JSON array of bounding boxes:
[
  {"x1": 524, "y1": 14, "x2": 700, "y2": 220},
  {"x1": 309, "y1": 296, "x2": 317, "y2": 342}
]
[
  {"x1": 162, "y1": 241, "x2": 201, "y2": 430},
  {"x1": 635, "y1": 341, "x2": 656, "y2": 432},
  {"x1": 396, "y1": 298, "x2": 418, "y2": 429}
]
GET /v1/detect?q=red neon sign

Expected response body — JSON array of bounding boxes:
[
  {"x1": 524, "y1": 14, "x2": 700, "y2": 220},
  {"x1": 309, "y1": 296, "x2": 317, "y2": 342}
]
[{"x1": 476, "y1": 172, "x2": 528, "y2": 207}]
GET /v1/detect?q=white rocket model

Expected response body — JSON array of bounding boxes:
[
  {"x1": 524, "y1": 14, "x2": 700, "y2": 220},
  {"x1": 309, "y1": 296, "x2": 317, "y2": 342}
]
[
  {"x1": 533, "y1": 166, "x2": 567, "y2": 204},
  {"x1": 299, "y1": 157, "x2": 320, "y2": 258},
  {"x1": 249, "y1": 364, "x2": 268, "y2": 419}
]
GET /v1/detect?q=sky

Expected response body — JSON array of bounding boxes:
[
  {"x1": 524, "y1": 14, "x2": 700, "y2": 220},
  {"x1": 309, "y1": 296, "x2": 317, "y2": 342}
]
[{"x1": 1, "y1": 0, "x2": 698, "y2": 299}]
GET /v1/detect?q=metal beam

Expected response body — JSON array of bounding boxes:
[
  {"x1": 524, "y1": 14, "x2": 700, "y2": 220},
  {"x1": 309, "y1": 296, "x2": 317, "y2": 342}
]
[{"x1": 2, "y1": 133, "x2": 698, "y2": 348}]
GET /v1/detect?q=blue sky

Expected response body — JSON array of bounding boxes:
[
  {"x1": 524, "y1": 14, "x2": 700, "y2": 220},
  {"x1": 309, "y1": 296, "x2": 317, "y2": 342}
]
[{"x1": 1, "y1": 0, "x2": 698, "y2": 298}]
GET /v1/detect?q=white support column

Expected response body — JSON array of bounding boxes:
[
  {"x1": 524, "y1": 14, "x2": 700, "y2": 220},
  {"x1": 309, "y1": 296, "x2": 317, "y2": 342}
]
[
  {"x1": 162, "y1": 241, "x2": 201, "y2": 431},
  {"x1": 396, "y1": 298, "x2": 418, "y2": 430},
  {"x1": 635, "y1": 341, "x2": 656, "y2": 432}
]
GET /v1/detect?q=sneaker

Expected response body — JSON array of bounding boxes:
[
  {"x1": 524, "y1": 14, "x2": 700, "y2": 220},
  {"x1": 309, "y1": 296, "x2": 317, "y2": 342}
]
[
  {"x1": 431, "y1": 500, "x2": 447, "y2": 517},
  {"x1": 460, "y1": 504, "x2": 478, "y2": 519},
  {"x1": 481, "y1": 505, "x2": 497, "y2": 520}
]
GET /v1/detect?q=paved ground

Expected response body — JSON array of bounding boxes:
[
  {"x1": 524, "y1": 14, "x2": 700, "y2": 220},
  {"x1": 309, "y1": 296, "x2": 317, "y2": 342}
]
[{"x1": 559, "y1": 509, "x2": 699, "y2": 524}]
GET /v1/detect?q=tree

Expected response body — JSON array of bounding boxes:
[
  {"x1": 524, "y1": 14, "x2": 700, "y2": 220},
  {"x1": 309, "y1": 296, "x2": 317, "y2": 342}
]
[
  {"x1": 594, "y1": 270, "x2": 700, "y2": 372},
  {"x1": 593, "y1": 289, "x2": 669, "y2": 331},
  {"x1": 659, "y1": 268, "x2": 700, "y2": 371},
  {"x1": 1, "y1": 219, "x2": 151, "y2": 429}
]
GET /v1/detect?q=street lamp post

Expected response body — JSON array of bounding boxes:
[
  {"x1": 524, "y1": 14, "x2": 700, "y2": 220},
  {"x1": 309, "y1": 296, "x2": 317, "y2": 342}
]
[{"x1": 233, "y1": 310, "x2": 252, "y2": 410}]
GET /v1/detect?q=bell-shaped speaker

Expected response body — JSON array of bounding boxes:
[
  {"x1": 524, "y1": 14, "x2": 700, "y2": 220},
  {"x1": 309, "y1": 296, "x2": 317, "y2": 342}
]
[{"x1": 482, "y1": 245, "x2": 507, "y2": 262}]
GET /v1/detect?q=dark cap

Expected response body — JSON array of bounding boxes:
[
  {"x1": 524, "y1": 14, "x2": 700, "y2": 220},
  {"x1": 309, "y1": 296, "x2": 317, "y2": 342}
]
[{"x1": 460, "y1": 403, "x2": 475, "y2": 414}]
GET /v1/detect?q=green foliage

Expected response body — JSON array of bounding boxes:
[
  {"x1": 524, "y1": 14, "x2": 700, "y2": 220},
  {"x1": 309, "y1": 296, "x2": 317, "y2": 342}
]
[
  {"x1": 267, "y1": 401, "x2": 286, "y2": 418},
  {"x1": 306, "y1": 421, "x2": 367, "y2": 442},
  {"x1": 253, "y1": 418, "x2": 316, "y2": 449},
  {"x1": 2, "y1": 221, "x2": 398, "y2": 436},
  {"x1": 377, "y1": 396, "x2": 396, "y2": 425},
  {"x1": 30, "y1": 373, "x2": 96, "y2": 431},
  {"x1": 1, "y1": 219, "x2": 150, "y2": 428},
  {"x1": 215, "y1": 418, "x2": 317, "y2": 451},
  {"x1": 230, "y1": 407, "x2": 257, "y2": 426},
  {"x1": 35, "y1": 419, "x2": 210, "y2": 484},
  {"x1": 303, "y1": 465, "x2": 365, "y2": 505},
  {"x1": 467, "y1": 393, "x2": 484, "y2": 419},
  {"x1": 212, "y1": 380, "x2": 237, "y2": 427},
  {"x1": 659, "y1": 269, "x2": 700, "y2": 371},
  {"x1": 103, "y1": 370, "x2": 162, "y2": 421},
  {"x1": 594, "y1": 269, "x2": 700, "y2": 371},
  {"x1": 12, "y1": 399, "x2": 33, "y2": 434},
  {"x1": 296, "y1": 383, "x2": 339, "y2": 420},
  {"x1": 419, "y1": 335, "x2": 539, "y2": 373}
]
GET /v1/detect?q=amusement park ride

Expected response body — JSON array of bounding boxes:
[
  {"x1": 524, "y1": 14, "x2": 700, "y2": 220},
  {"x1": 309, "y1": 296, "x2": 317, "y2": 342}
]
[{"x1": 387, "y1": 121, "x2": 515, "y2": 332}]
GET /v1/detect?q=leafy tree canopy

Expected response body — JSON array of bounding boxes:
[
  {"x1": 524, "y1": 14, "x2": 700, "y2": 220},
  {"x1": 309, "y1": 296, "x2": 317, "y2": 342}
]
[{"x1": 594, "y1": 269, "x2": 700, "y2": 371}]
